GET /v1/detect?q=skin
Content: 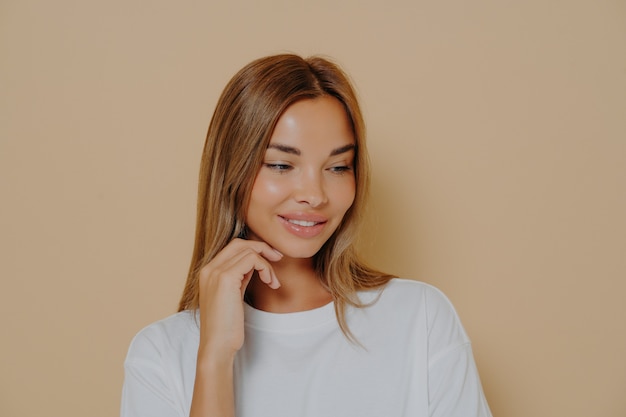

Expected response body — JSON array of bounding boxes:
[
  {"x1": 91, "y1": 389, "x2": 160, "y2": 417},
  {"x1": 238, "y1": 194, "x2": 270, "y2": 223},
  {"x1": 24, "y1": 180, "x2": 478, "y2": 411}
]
[{"x1": 190, "y1": 96, "x2": 357, "y2": 417}]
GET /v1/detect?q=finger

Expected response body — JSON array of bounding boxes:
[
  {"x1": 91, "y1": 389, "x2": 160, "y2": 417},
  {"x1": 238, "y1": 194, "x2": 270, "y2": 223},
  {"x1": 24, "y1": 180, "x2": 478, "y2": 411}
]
[
  {"x1": 198, "y1": 240, "x2": 282, "y2": 296},
  {"x1": 220, "y1": 249, "x2": 280, "y2": 290},
  {"x1": 241, "y1": 270, "x2": 254, "y2": 298},
  {"x1": 241, "y1": 250, "x2": 281, "y2": 289},
  {"x1": 225, "y1": 238, "x2": 283, "y2": 263},
  {"x1": 201, "y1": 239, "x2": 283, "y2": 274},
  {"x1": 253, "y1": 260, "x2": 281, "y2": 290}
]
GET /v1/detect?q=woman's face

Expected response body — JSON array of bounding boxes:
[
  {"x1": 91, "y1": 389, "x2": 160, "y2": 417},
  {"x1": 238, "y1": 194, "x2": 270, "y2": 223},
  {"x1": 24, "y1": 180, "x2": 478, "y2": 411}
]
[{"x1": 246, "y1": 96, "x2": 356, "y2": 259}]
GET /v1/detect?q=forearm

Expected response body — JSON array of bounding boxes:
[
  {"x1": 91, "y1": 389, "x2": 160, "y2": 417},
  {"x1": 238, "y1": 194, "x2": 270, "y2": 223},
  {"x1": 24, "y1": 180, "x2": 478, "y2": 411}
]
[
  {"x1": 189, "y1": 354, "x2": 236, "y2": 417},
  {"x1": 189, "y1": 239, "x2": 282, "y2": 417}
]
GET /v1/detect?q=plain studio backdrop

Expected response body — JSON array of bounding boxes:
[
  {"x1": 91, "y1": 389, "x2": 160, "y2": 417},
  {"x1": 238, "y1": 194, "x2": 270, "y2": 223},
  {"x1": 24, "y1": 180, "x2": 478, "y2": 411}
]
[{"x1": 1, "y1": 1, "x2": 625, "y2": 416}]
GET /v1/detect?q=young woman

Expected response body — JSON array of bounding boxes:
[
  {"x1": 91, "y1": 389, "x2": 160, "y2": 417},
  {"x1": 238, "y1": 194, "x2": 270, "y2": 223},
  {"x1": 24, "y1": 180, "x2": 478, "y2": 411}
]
[{"x1": 121, "y1": 54, "x2": 492, "y2": 417}]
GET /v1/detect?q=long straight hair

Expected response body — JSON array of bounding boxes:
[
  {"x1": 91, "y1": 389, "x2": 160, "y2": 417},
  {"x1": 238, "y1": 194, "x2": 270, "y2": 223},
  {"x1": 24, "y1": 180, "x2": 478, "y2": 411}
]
[{"x1": 178, "y1": 54, "x2": 394, "y2": 339}]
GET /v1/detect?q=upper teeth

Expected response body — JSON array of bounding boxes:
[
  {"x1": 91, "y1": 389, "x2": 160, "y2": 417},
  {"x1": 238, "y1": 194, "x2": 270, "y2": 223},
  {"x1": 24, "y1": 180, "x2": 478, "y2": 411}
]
[{"x1": 288, "y1": 219, "x2": 317, "y2": 227}]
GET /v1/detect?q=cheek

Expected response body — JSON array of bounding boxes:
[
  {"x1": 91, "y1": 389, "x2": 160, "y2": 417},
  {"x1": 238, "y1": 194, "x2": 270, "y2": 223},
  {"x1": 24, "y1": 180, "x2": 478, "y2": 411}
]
[
  {"x1": 332, "y1": 178, "x2": 356, "y2": 213},
  {"x1": 263, "y1": 180, "x2": 286, "y2": 197},
  {"x1": 250, "y1": 175, "x2": 288, "y2": 205}
]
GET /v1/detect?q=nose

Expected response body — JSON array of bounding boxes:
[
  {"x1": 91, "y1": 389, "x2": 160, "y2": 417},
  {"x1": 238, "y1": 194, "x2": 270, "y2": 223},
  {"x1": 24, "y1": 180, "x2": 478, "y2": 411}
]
[{"x1": 294, "y1": 169, "x2": 328, "y2": 208}]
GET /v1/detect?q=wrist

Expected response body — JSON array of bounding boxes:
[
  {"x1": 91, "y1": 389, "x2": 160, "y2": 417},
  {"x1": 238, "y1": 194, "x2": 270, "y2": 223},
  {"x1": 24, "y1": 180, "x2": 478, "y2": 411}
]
[{"x1": 196, "y1": 344, "x2": 237, "y2": 372}]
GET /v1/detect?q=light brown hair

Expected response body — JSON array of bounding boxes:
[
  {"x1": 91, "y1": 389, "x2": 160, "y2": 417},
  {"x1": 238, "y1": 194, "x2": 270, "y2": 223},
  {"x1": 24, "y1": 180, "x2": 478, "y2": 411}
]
[{"x1": 178, "y1": 54, "x2": 394, "y2": 338}]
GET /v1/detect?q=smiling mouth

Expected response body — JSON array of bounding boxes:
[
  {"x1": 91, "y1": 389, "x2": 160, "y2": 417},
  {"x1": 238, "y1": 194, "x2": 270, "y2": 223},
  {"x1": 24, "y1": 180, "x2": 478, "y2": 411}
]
[
  {"x1": 287, "y1": 219, "x2": 319, "y2": 227},
  {"x1": 279, "y1": 215, "x2": 327, "y2": 227},
  {"x1": 278, "y1": 215, "x2": 328, "y2": 238}
]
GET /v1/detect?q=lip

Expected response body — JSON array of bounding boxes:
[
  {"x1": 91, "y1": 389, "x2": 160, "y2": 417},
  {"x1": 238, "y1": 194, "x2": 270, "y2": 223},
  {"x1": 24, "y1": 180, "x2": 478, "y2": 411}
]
[{"x1": 278, "y1": 213, "x2": 328, "y2": 238}]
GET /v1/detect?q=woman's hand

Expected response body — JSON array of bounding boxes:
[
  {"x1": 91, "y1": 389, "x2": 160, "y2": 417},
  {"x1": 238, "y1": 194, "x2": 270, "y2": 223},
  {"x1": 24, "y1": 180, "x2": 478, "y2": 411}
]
[
  {"x1": 196, "y1": 238, "x2": 282, "y2": 360},
  {"x1": 190, "y1": 239, "x2": 282, "y2": 417}
]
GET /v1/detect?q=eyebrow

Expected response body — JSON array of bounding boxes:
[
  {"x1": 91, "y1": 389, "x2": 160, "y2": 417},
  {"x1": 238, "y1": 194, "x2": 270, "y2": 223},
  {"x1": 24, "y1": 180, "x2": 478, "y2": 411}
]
[{"x1": 267, "y1": 143, "x2": 355, "y2": 156}]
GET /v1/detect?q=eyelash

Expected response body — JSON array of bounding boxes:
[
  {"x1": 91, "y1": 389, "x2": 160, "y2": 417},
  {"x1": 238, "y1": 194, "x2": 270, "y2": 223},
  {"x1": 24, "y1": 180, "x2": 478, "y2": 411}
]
[
  {"x1": 329, "y1": 165, "x2": 353, "y2": 174},
  {"x1": 263, "y1": 163, "x2": 353, "y2": 175},
  {"x1": 264, "y1": 163, "x2": 292, "y2": 172}
]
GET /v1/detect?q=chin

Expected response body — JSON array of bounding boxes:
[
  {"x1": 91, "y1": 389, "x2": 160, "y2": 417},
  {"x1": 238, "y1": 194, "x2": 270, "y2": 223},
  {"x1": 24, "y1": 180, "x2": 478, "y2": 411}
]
[
  {"x1": 274, "y1": 239, "x2": 327, "y2": 260},
  {"x1": 279, "y1": 247, "x2": 322, "y2": 260}
]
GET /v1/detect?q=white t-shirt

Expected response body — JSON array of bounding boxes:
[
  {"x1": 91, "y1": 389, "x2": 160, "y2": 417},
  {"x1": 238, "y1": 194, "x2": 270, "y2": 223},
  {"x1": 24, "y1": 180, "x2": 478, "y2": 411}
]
[{"x1": 121, "y1": 278, "x2": 492, "y2": 417}]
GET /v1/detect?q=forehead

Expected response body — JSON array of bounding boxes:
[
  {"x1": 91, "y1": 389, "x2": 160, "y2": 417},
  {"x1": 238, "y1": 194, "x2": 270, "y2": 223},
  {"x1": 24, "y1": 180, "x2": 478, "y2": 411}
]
[{"x1": 268, "y1": 96, "x2": 355, "y2": 149}]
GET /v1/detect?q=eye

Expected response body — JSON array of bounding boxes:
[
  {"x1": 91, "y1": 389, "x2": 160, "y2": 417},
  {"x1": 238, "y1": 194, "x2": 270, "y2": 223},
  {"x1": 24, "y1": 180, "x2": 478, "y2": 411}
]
[
  {"x1": 264, "y1": 163, "x2": 293, "y2": 172},
  {"x1": 328, "y1": 165, "x2": 353, "y2": 175}
]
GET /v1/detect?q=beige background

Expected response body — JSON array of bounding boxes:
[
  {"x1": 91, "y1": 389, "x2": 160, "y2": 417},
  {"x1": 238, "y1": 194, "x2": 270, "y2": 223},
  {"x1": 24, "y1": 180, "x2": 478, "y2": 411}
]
[{"x1": 1, "y1": 1, "x2": 625, "y2": 416}]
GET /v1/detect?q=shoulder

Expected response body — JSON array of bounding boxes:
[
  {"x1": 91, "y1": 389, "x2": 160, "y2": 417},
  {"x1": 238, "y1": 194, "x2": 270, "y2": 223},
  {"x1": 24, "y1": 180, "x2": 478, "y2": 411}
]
[
  {"x1": 377, "y1": 277, "x2": 446, "y2": 298},
  {"x1": 372, "y1": 278, "x2": 460, "y2": 315},
  {"x1": 361, "y1": 278, "x2": 470, "y2": 346},
  {"x1": 125, "y1": 310, "x2": 199, "y2": 365},
  {"x1": 122, "y1": 311, "x2": 199, "y2": 417}
]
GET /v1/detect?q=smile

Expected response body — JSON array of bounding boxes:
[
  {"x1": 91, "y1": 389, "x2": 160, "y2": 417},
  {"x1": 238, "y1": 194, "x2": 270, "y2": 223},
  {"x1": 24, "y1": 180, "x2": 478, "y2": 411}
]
[
  {"x1": 287, "y1": 219, "x2": 319, "y2": 227},
  {"x1": 278, "y1": 215, "x2": 328, "y2": 238}
]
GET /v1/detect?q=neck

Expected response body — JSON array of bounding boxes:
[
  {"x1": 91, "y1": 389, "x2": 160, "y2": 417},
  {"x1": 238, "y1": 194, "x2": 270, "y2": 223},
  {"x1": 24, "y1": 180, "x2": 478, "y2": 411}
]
[{"x1": 246, "y1": 256, "x2": 332, "y2": 313}]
